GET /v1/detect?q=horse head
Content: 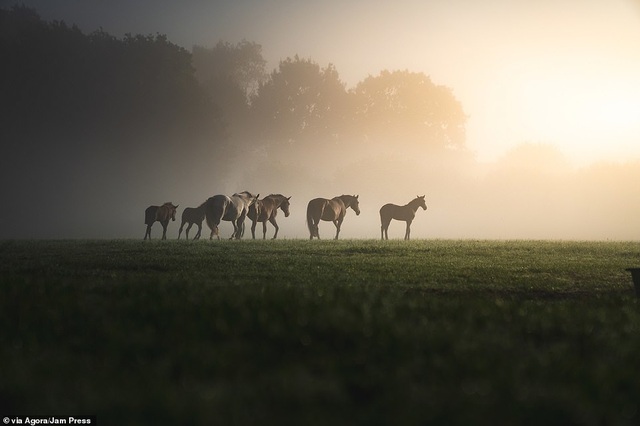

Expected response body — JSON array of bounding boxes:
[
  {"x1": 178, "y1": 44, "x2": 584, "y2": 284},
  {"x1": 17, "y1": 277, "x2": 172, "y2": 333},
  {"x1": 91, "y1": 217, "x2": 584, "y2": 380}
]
[
  {"x1": 350, "y1": 195, "x2": 361, "y2": 216},
  {"x1": 165, "y1": 202, "x2": 179, "y2": 221},
  {"x1": 417, "y1": 195, "x2": 427, "y2": 211},
  {"x1": 250, "y1": 200, "x2": 262, "y2": 218},
  {"x1": 281, "y1": 196, "x2": 292, "y2": 217}
]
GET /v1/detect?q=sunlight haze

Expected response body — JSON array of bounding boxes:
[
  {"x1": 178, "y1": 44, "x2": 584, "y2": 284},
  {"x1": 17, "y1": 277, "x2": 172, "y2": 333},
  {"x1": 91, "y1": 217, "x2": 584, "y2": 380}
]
[
  {"x1": 20, "y1": 0, "x2": 640, "y2": 165},
  {"x1": 4, "y1": 0, "x2": 640, "y2": 239}
]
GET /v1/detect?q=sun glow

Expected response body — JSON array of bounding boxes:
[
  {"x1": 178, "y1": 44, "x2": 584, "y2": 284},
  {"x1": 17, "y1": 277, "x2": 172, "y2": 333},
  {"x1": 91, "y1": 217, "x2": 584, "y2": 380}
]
[{"x1": 475, "y1": 54, "x2": 640, "y2": 165}]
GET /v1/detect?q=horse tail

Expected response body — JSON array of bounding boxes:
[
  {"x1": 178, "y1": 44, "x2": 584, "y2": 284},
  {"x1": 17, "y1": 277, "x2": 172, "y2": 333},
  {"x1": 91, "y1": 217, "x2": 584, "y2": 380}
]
[
  {"x1": 203, "y1": 198, "x2": 222, "y2": 235},
  {"x1": 306, "y1": 199, "x2": 325, "y2": 238}
]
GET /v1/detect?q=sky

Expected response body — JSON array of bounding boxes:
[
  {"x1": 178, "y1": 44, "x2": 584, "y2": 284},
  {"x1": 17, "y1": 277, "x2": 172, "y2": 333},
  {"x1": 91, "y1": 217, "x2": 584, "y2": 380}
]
[{"x1": 11, "y1": 0, "x2": 640, "y2": 166}]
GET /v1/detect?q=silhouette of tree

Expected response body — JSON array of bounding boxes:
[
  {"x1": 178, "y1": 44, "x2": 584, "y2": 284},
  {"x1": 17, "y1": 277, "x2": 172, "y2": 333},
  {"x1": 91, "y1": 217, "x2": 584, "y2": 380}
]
[
  {"x1": 352, "y1": 70, "x2": 467, "y2": 152},
  {"x1": 192, "y1": 40, "x2": 267, "y2": 101},
  {"x1": 0, "y1": 5, "x2": 227, "y2": 237},
  {"x1": 191, "y1": 40, "x2": 267, "y2": 140},
  {"x1": 250, "y1": 56, "x2": 350, "y2": 155}
]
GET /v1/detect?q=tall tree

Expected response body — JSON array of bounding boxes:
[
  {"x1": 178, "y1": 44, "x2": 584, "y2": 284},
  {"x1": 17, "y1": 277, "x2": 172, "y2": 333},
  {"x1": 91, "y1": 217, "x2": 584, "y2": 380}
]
[
  {"x1": 192, "y1": 40, "x2": 267, "y2": 99},
  {"x1": 352, "y1": 70, "x2": 467, "y2": 153},
  {"x1": 250, "y1": 56, "x2": 350, "y2": 154},
  {"x1": 192, "y1": 40, "x2": 267, "y2": 117},
  {"x1": 0, "y1": 6, "x2": 226, "y2": 237}
]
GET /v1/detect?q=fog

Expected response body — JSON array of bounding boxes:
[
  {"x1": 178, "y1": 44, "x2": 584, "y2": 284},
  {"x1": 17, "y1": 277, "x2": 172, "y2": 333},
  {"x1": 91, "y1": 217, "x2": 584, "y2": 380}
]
[
  {"x1": 2, "y1": 4, "x2": 640, "y2": 240},
  {"x1": 227, "y1": 144, "x2": 640, "y2": 241}
]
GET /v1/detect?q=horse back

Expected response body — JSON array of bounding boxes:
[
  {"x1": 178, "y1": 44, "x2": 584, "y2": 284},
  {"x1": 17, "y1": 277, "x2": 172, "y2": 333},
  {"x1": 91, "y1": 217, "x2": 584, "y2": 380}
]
[
  {"x1": 183, "y1": 207, "x2": 205, "y2": 223},
  {"x1": 380, "y1": 203, "x2": 414, "y2": 221},
  {"x1": 307, "y1": 198, "x2": 328, "y2": 217}
]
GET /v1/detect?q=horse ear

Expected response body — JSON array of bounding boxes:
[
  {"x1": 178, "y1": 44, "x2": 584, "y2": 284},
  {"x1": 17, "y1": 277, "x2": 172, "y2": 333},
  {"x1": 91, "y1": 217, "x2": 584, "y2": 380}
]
[
  {"x1": 355, "y1": 195, "x2": 359, "y2": 199},
  {"x1": 256, "y1": 193, "x2": 260, "y2": 199},
  {"x1": 287, "y1": 196, "x2": 291, "y2": 200}
]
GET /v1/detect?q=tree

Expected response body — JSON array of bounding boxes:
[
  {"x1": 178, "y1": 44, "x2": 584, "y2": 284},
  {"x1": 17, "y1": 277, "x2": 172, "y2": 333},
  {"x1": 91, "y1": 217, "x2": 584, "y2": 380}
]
[
  {"x1": 191, "y1": 40, "x2": 267, "y2": 145},
  {"x1": 0, "y1": 6, "x2": 227, "y2": 237},
  {"x1": 352, "y1": 70, "x2": 467, "y2": 153},
  {"x1": 192, "y1": 40, "x2": 266, "y2": 111},
  {"x1": 250, "y1": 56, "x2": 350, "y2": 152}
]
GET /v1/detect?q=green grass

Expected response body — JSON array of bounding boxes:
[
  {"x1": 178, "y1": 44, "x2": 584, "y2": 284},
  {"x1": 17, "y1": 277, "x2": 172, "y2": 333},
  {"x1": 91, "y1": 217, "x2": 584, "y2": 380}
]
[{"x1": 1, "y1": 239, "x2": 640, "y2": 425}]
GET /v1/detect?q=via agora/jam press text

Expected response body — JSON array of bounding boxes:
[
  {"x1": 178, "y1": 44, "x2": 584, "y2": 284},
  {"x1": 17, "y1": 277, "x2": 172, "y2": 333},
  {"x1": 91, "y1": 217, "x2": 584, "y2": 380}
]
[{"x1": 3, "y1": 417, "x2": 94, "y2": 425}]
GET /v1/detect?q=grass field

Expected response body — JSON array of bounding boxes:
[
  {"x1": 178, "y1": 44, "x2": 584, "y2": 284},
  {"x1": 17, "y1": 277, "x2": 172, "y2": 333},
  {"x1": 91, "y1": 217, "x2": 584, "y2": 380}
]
[{"x1": 1, "y1": 239, "x2": 640, "y2": 425}]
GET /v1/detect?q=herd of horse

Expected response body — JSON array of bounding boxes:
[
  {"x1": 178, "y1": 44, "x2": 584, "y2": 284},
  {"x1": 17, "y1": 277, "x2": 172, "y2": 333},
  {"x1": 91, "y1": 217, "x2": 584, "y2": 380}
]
[{"x1": 144, "y1": 192, "x2": 428, "y2": 241}]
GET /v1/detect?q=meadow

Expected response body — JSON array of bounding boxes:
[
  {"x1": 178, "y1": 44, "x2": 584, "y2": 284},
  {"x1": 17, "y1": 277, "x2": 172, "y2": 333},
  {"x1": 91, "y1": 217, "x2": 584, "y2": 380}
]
[{"x1": 1, "y1": 239, "x2": 640, "y2": 425}]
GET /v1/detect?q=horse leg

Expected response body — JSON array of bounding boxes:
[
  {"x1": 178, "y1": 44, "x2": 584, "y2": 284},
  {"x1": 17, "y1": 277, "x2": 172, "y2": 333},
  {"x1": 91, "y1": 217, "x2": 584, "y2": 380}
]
[
  {"x1": 334, "y1": 219, "x2": 342, "y2": 240},
  {"x1": 144, "y1": 224, "x2": 152, "y2": 240},
  {"x1": 262, "y1": 221, "x2": 268, "y2": 240},
  {"x1": 161, "y1": 221, "x2": 168, "y2": 240},
  {"x1": 269, "y1": 217, "x2": 279, "y2": 239},
  {"x1": 208, "y1": 220, "x2": 220, "y2": 240},
  {"x1": 251, "y1": 220, "x2": 257, "y2": 240},
  {"x1": 195, "y1": 223, "x2": 202, "y2": 240},
  {"x1": 210, "y1": 226, "x2": 219, "y2": 240},
  {"x1": 309, "y1": 219, "x2": 316, "y2": 240},
  {"x1": 210, "y1": 213, "x2": 221, "y2": 239},
  {"x1": 178, "y1": 221, "x2": 185, "y2": 240},
  {"x1": 405, "y1": 220, "x2": 412, "y2": 240},
  {"x1": 231, "y1": 217, "x2": 242, "y2": 240},
  {"x1": 382, "y1": 219, "x2": 391, "y2": 240},
  {"x1": 185, "y1": 223, "x2": 193, "y2": 240}
]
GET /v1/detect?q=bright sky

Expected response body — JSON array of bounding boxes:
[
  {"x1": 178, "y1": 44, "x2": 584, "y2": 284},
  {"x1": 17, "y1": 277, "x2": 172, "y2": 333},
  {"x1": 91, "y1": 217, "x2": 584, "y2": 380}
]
[{"x1": 15, "y1": 0, "x2": 640, "y2": 165}]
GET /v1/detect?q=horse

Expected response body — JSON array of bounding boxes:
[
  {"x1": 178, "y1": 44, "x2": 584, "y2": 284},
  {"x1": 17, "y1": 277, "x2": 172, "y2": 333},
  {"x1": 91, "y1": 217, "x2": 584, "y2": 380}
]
[
  {"x1": 247, "y1": 194, "x2": 292, "y2": 239},
  {"x1": 144, "y1": 202, "x2": 178, "y2": 240},
  {"x1": 178, "y1": 205, "x2": 206, "y2": 240},
  {"x1": 306, "y1": 195, "x2": 360, "y2": 240},
  {"x1": 380, "y1": 195, "x2": 427, "y2": 240},
  {"x1": 203, "y1": 191, "x2": 259, "y2": 240}
]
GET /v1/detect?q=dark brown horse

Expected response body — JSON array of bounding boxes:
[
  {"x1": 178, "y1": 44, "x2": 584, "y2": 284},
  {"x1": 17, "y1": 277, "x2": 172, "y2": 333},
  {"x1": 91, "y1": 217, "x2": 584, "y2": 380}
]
[
  {"x1": 178, "y1": 205, "x2": 206, "y2": 240},
  {"x1": 380, "y1": 195, "x2": 427, "y2": 240},
  {"x1": 247, "y1": 194, "x2": 292, "y2": 239},
  {"x1": 144, "y1": 202, "x2": 178, "y2": 240},
  {"x1": 306, "y1": 195, "x2": 360, "y2": 240}
]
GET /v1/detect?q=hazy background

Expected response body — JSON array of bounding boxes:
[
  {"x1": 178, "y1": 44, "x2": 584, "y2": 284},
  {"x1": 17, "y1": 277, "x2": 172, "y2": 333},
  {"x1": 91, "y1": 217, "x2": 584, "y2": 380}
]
[{"x1": 2, "y1": 0, "x2": 639, "y2": 240}]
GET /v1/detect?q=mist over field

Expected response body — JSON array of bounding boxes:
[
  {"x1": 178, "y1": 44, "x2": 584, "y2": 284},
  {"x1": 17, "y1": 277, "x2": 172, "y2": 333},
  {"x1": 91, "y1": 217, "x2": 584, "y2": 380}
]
[{"x1": 2, "y1": 4, "x2": 639, "y2": 240}]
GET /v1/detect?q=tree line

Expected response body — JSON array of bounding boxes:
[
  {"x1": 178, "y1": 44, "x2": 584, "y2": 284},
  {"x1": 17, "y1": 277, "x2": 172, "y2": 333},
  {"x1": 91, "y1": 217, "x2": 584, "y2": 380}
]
[
  {"x1": 1, "y1": 5, "x2": 467, "y2": 168},
  {"x1": 0, "y1": 5, "x2": 467, "y2": 237}
]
